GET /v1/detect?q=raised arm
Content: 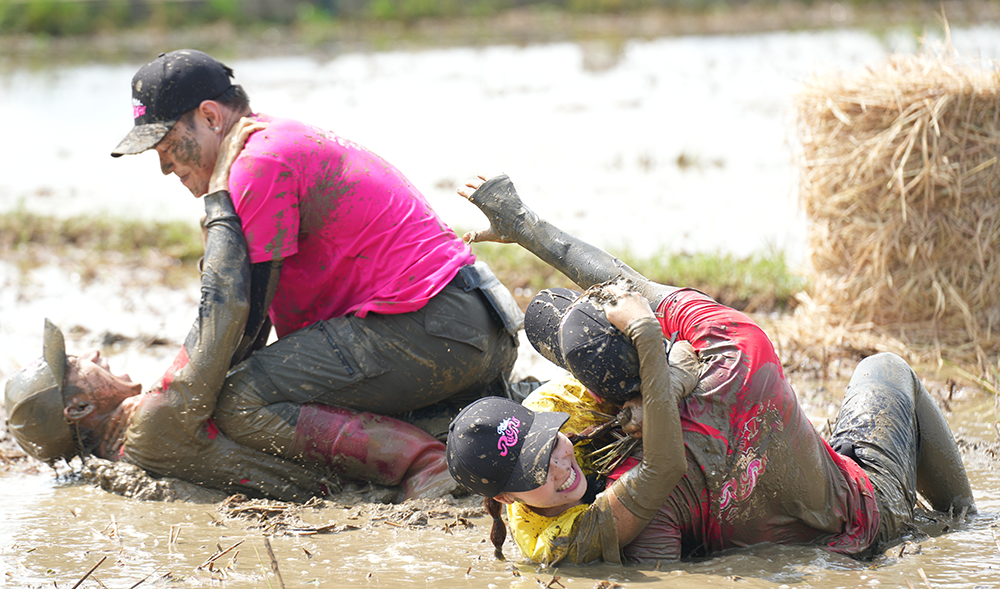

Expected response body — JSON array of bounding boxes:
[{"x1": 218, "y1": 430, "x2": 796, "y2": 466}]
[
  {"x1": 178, "y1": 118, "x2": 267, "y2": 421},
  {"x1": 459, "y1": 174, "x2": 678, "y2": 307}
]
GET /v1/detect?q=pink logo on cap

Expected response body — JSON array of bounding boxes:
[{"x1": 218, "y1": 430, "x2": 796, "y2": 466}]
[
  {"x1": 132, "y1": 97, "x2": 146, "y2": 119},
  {"x1": 496, "y1": 416, "x2": 521, "y2": 456}
]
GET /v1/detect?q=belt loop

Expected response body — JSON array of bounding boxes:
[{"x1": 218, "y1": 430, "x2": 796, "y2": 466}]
[{"x1": 457, "y1": 264, "x2": 479, "y2": 292}]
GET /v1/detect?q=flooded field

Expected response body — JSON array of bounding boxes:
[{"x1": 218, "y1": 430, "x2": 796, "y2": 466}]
[
  {"x1": 2, "y1": 15, "x2": 1000, "y2": 589},
  {"x1": 1, "y1": 382, "x2": 997, "y2": 589}
]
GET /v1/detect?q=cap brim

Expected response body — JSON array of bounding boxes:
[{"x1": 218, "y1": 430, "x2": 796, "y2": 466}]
[
  {"x1": 4, "y1": 319, "x2": 75, "y2": 463},
  {"x1": 110, "y1": 120, "x2": 176, "y2": 157},
  {"x1": 42, "y1": 318, "x2": 66, "y2": 394},
  {"x1": 501, "y1": 409, "x2": 570, "y2": 493}
]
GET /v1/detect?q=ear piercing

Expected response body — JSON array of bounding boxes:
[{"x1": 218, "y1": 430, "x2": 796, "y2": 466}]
[{"x1": 213, "y1": 126, "x2": 220, "y2": 132}]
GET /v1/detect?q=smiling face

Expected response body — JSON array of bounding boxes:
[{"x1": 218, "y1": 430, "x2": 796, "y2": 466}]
[
  {"x1": 501, "y1": 432, "x2": 587, "y2": 516},
  {"x1": 153, "y1": 113, "x2": 219, "y2": 197}
]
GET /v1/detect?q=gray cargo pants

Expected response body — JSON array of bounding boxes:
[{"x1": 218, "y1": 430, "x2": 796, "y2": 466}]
[{"x1": 214, "y1": 272, "x2": 519, "y2": 455}]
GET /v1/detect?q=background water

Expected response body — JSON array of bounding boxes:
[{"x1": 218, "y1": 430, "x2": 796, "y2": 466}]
[
  {"x1": 4, "y1": 25, "x2": 999, "y2": 262},
  {"x1": 2, "y1": 22, "x2": 1000, "y2": 589}
]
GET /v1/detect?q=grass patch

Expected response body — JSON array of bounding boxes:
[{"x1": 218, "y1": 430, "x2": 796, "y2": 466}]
[
  {"x1": 467, "y1": 240, "x2": 807, "y2": 313},
  {"x1": 1, "y1": 209, "x2": 807, "y2": 313},
  {"x1": 0, "y1": 208, "x2": 204, "y2": 264}
]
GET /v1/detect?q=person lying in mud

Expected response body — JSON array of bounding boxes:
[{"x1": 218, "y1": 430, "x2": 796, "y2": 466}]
[
  {"x1": 444, "y1": 174, "x2": 977, "y2": 564},
  {"x1": 4, "y1": 122, "x2": 459, "y2": 502},
  {"x1": 108, "y1": 50, "x2": 521, "y2": 478}
]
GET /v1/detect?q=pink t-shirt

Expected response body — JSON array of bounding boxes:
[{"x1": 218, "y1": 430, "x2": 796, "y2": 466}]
[{"x1": 228, "y1": 114, "x2": 474, "y2": 337}]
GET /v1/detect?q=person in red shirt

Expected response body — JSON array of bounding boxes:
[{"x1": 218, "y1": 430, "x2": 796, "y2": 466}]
[{"x1": 445, "y1": 174, "x2": 976, "y2": 563}]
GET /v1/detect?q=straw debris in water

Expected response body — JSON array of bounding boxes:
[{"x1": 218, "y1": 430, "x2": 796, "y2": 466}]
[{"x1": 792, "y1": 47, "x2": 1000, "y2": 377}]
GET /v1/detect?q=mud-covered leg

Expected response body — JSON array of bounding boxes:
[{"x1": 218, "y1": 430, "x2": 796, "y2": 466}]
[
  {"x1": 829, "y1": 352, "x2": 976, "y2": 551},
  {"x1": 460, "y1": 174, "x2": 676, "y2": 305},
  {"x1": 290, "y1": 404, "x2": 459, "y2": 501},
  {"x1": 829, "y1": 353, "x2": 920, "y2": 548},
  {"x1": 914, "y1": 382, "x2": 976, "y2": 514}
]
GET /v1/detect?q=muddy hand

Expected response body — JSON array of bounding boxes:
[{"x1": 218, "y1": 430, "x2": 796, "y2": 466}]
[
  {"x1": 622, "y1": 396, "x2": 643, "y2": 439},
  {"x1": 600, "y1": 283, "x2": 655, "y2": 332},
  {"x1": 457, "y1": 174, "x2": 538, "y2": 244},
  {"x1": 207, "y1": 118, "x2": 268, "y2": 195},
  {"x1": 103, "y1": 396, "x2": 141, "y2": 456}
]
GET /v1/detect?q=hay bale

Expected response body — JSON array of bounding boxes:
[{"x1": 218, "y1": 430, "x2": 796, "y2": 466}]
[{"x1": 793, "y1": 49, "x2": 1000, "y2": 374}]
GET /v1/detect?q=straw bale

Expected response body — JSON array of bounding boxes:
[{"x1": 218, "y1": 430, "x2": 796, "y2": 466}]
[{"x1": 793, "y1": 49, "x2": 1000, "y2": 377}]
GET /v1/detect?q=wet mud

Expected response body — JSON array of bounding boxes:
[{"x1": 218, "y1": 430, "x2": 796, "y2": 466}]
[{"x1": 2, "y1": 362, "x2": 997, "y2": 589}]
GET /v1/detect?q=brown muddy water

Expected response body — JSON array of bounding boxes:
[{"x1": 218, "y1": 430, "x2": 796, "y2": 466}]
[
  {"x1": 1, "y1": 353, "x2": 997, "y2": 589},
  {"x1": 3, "y1": 19, "x2": 1000, "y2": 589}
]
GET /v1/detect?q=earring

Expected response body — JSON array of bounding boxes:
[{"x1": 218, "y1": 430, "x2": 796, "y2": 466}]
[{"x1": 213, "y1": 126, "x2": 220, "y2": 133}]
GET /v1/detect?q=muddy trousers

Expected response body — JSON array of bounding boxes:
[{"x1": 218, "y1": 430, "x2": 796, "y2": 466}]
[
  {"x1": 212, "y1": 276, "x2": 518, "y2": 493},
  {"x1": 828, "y1": 353, "x2": 976, "y2": 554}
]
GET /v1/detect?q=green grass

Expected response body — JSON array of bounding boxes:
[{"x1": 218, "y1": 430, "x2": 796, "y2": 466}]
[
  {"x1": 0, "y1": 209, "x2": 806, "y2": 313},
  {"x1": 467, "y1": 240, "x2": 807, "y2": 313},
  {"x1": 0, "y1": 0, "x2": 969, "y2": 37},
  {"x1": 0, "y1": 208, "x2": 204, "y2": 264}
]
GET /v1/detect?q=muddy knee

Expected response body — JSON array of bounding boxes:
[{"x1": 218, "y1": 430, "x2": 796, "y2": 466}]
[
  {"x1": 848, "y1": 353, "x2": 917, "y2": 399},
  {"x1": 216, "y1": 363, "x2": 300, "y2": 455},
  {"x1": 852, "y1": 354, "x2": 976, "y2": 515}
]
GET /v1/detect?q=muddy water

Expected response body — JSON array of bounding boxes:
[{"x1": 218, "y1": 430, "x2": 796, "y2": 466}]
[
  {"x1": 3, "y1": 24, "x2": 1000, "y2": 266},
  {"x1": 1, "y1": 369, "x2": 996, "y2": 588},
  {"x1": 1, "y1": 462, "x2": 996, "y2": 589},
  {"x1": 3, "y1": 21, "x2": 1000, "y2": 589}
]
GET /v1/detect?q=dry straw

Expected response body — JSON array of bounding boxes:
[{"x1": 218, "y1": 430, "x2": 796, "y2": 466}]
[{"x1": 790, "y1": 40, "x2": 1000, "y2": 381}]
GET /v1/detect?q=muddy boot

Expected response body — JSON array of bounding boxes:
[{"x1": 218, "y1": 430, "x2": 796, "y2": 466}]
[{"x1": 289, "y1": 404, "x2": 461, "y2": 501}]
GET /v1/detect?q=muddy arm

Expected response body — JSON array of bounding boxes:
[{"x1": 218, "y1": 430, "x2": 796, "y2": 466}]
[
  {"x1": 547, "y1": 314, "x2": 687, "y2": 564},
  {"x1": 230, "y1": 259, "x2": 281, "y2": 367},
  {"x1": 461, "y1": 175, "x2": 678, "y2": 307},
  {"x1": 126, "y1": 122, "x2": 324, "y2": 500},
  {"x1": 126, "y1": 189, "x2": 322, "y2": 499},
  {"x1": 605, "y1": 315, "x2": 687, "y2": 545}
]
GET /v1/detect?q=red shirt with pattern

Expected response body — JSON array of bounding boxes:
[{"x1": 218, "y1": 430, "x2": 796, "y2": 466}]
[{"x1": 621, "y1": 288, "x2": 878, "y2": 560}]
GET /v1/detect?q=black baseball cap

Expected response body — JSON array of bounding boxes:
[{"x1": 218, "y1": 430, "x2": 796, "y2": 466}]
[
  {"x1": 447, "y1": 397, "x2": 569, "y2": 498},
  {"x1": 525, "y1": 288, "x2": 666, "y2": 403},
  {"x1": 523, "y1": 287, "x2": 579, "y2": 367},
  {"x1": 111, "y1": 49, "x2": 235, "y2": 157},
  {"x1": 559, "y1": 296, "x2": 649, "y2": 402}
]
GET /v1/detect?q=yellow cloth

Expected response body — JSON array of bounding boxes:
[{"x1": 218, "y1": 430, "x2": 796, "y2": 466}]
[{"x1": 507, "y1": 375, "x2": 620, "y2": 563}]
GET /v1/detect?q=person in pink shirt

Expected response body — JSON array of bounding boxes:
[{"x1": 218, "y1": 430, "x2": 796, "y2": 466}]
[{"x1": 109, "y1": 50, "x2": 520, "y2": 500}]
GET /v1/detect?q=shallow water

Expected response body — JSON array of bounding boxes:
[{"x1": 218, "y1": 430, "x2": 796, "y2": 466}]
[
  {"x1": 2, "y1": 22, "x2": 1000, "y2": 589},
  {"x1": 0, "y1": 430, "x2": 996, "y2": 589},
  {"x1": 3, "y1": 24, "x2": 1000, "y2": 265}
]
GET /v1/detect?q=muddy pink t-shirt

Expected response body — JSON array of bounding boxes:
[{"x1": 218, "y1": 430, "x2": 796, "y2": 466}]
[{"x1": 228, "y1": 114, "x2": 474, "y2": 337}]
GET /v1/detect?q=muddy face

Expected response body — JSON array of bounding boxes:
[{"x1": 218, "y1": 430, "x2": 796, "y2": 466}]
[
  {"x1": 154, "y1": 117, "x2": 217, "y2": 197},
  {"x1": 502, "y1": 432, "x2": 587, "y2": 515}
]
